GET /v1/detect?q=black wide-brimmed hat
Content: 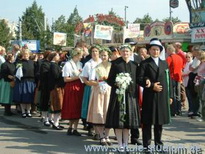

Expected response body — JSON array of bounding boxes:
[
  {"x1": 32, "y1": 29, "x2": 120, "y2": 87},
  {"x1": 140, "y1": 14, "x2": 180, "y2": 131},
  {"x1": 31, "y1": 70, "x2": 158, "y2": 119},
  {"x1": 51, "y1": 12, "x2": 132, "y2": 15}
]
[{"x1": 124, "y1": 38, "x2": 137, "y2": 45}]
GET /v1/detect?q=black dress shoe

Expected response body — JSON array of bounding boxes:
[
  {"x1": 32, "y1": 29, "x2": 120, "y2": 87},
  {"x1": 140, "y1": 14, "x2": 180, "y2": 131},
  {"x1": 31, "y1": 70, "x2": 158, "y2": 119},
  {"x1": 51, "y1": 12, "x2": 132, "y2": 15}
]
[
  {"x1": 22, "y1": 113, "x2": 27, "y2": 118},
  {"x1": 58, "y1": 125, "x2": 64, "y2": 129},
  {"x1": 100, "y1": 138, "x2": 107, "y2": 146},
  {"x1": 131, "y1": 138, "x2": 142, "y2": 145},
  {"x1": 67, "y1": 128, "x2": 73, "y2": 135},
  {"x1": 44, "y1": 121, "x2": 51, "y2": 127},
  {"x1": 52, "y1": 125, "x2": 63, "y2": 130},
  {"x1": 49, "y1": 120, "x2": 54, "y2": 125},
  {"x1": 26, "y1": 113, "x2": 32, "y2": 117},
  {"x1": 72, "y1": 130, "x2": 81, "y2": 136}
]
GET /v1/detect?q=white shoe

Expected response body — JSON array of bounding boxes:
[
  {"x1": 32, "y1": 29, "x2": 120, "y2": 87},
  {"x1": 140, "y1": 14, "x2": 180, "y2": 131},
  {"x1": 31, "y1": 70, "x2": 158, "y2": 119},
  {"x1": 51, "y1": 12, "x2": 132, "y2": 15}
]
[
  {"x1": 118, "y1": 146, "x2": 125, "y2": 152},
  {"x1": 196, "y1": 117, "x2": 203, "y2": 122}
]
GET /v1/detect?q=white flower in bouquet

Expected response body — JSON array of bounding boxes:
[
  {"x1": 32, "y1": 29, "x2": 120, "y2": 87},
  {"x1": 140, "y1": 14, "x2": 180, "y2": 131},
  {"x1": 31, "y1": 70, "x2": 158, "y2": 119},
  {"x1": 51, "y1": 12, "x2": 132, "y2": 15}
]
[
  {"x1": 115, "y1": 72, "x2": 132, "y2": 122},
  {"x1": 115, "y1": 73, "x2": 132, "y2": 101}
]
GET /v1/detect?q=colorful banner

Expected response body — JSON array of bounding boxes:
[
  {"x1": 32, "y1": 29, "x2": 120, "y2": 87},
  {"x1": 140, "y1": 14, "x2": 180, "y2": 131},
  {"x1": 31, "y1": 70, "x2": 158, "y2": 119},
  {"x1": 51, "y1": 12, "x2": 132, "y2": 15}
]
[
  {"x1": 11, "y1": 40, "x2": 40, "y2": 52},
  {"x1": 144, "y1": 22, "x2": 173, "y2": 40},
  {"x1": 94, "y1": 25, "x2": 113, "y2": 40},
  {"x1": 123, "y1": 24, "x2": 140, "y2": 38},
  {"x1": 53, "y1": 32, "x2": 67, "y2": 46},
  {"x1": 173, "y1": 22, "x2": 190, "y2": 38},
  {"x1": 191, "y1": 27, "x2": 205, "y2": 43},
  {"x1": 186, "y1": 0, "x2": 205, "y2": 28},
  {"x1": 83, "y1": 23, "x2": 92, "y2": 37}
]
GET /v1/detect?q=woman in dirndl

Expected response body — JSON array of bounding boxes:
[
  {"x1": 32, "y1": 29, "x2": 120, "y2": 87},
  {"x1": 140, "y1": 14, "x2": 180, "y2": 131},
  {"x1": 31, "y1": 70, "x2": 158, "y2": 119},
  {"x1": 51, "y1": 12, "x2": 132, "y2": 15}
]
[
  {"x1": 80, "y1": 45, "x2": 102, "y2": 136},
  {"x1": 13, "y1": 49, "x2": 36, "y2": 118},
  {"x1": 61, "y1": 48, "x2": 84, "y2": 136},
  {"x1": 86, "y1": 47, "x2": 112, "y2": 145},
  {"x1": 38, "y1": 51, "x2": 52, "y2": 126},
  {"x1": 48, "y1": 52, "x2": 65, "y2": 130},
  {"x1": 0, "y1": 53, "x2": 15, "y2": 116}
]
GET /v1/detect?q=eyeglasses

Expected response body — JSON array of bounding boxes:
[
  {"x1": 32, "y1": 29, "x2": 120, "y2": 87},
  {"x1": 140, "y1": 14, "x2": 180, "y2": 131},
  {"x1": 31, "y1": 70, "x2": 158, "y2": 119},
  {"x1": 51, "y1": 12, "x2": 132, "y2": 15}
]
[{"x1": 186, "y1": 56, "x2": 191, "y2": 58}]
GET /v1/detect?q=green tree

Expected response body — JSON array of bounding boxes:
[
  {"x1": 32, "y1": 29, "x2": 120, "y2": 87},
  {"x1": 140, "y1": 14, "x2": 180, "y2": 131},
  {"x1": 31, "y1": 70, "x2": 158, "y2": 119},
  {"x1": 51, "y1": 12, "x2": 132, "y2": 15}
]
[
  {"x1": 21, "y1": 1, "x2": 44, "y2": 39},
  {"x1": 66, "y1": 6, "x2": 83, "y2": 46},
  {"x1": 162, "y1": 17, "x2": 181, "y2": 24},
  {"x1": 20, "y1": 0, "x2": 51, "y2": 50},
  {"x1": 133, "y1": 14, "x2": 153, "y2": 30},
  {"x1": 67, "y1": 6, "x2": 82, "y2": 25},
  {"x1": 52, "y1": 15, "x2": 74, "y2": 49},
  {"x1": 0, "y1": 19, "x2": 13, "y2": 49},
  {"x1": 52, "y1": 15, "x2": 67, "y2": 32}
]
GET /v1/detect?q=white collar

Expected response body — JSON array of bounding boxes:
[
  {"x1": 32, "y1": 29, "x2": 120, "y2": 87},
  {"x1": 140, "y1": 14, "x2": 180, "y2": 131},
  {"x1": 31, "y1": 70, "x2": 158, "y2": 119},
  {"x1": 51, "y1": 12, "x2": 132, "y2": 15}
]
[{"x1": 151, "y1": 57, "x2": 159, "y2": 66}]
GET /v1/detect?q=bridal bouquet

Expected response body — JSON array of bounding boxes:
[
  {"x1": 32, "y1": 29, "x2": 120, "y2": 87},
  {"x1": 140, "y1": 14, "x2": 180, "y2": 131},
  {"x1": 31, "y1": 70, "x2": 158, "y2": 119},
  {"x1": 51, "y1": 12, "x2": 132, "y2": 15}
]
[
  {"x1": 115, "y1": 72, "x2": 132, "y2": 122},
  {"x1": 115, "y1": 72, "x2": 132, "y2": 101}
]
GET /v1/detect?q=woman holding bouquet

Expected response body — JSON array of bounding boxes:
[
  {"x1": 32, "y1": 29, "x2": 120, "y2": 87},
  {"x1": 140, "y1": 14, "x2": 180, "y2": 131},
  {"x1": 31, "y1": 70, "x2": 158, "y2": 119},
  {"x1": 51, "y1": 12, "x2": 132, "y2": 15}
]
[
  {"x1": 105, "y1": 44, "x2": 140, "y2": 151},
  {"x1": 87, "y1": 47, "x2": 112, "y2": 145},
  {"x1": 13, "y1": 49, "x2": 36, "y2": 118}
]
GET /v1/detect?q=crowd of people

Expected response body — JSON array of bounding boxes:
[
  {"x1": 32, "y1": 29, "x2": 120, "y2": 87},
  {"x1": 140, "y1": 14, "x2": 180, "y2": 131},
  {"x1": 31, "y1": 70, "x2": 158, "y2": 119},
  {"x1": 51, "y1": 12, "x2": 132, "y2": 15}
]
[{"x1": 0, "y1": 38, "x2": 204, "y2": 153}]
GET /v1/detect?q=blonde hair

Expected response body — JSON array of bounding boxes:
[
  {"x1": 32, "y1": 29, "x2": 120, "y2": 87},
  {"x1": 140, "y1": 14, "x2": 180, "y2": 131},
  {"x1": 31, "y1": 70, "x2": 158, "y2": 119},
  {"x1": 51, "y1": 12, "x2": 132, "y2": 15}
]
[
  {"x1": 70, "y1": 47, "x2": 83, "y2": 58},
  {"x1": 0, "y1": 46, "x2": 6, "y2": 55},
  {"x1": 166, "y1": 44, "x2": 176, "y2": 53},
  {"x1": 174, "y1": 42, "x2": 182, "y2": 49},
  {"x1": 186, "y1": 52, "x2": 193, "y2": 58},
  {"x1": 192, "y1": 45, "x2": 201, "y2": 52},
  {"x1": 21, "y1": 49, "x2": 31, "y2": 56},
  {"x1": 199, "y1": 51, "x2": 205, "y2": 62}
]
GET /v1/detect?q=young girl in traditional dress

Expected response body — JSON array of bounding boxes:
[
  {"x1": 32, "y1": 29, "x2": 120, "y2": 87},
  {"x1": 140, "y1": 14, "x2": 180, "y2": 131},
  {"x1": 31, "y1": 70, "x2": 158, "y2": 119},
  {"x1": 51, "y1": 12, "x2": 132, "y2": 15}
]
[
  {"x1": 13, "y1": 49, "x2": 36, "y2": 118},
  {"x1": 0, "y1": 53, "x2": 15, "y2": 116},
  {"x1": 87, "y1": 47, "x2": 112, "y2": 145},
  {"x1": 48, "y1": 52, "x2": 65, "y2": 130},
  {"x1": 80, "y1": 45, "x2": 102, "y2": 136},
  {"x1": 61, "y1": 48, "x2": 84, "y2": 136}
]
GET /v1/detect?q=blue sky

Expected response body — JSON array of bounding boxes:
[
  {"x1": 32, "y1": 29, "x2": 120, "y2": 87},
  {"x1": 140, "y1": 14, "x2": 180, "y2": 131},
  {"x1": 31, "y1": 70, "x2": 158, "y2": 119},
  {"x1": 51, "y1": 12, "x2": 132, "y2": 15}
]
[{"x1": 0, "y1": 0, "x2": 190, "y2": 24}]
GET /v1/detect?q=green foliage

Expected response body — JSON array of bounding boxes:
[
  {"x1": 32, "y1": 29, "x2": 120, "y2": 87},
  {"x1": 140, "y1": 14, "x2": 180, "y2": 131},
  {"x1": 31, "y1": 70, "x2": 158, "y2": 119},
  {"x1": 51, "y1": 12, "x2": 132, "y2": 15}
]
[
  {"x1": 21, "y1": 1, "x2": 45, "y2": 40},
  {"x1": 133, "y1": 14, "x2": 153, "y2": 30},
  {"x1": 0, "y1": 19, "x2": 13, "y2": 49},
  {"x1": 67, "y1": 6, "x2": 82, "y2": 25},
  {"x1": 162, "y1": 17, "x2": 181, "y2": 24},
  {"x1": 52, "y1": 15, "x2": 75, "y2": 49}
]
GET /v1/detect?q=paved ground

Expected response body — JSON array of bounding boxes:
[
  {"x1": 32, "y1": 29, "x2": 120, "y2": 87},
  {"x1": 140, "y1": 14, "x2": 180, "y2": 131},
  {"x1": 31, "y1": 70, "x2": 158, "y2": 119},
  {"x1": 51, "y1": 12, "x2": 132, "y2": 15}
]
[{"x1": 0, "y1": 106, "x2": 204, "y2": 154}]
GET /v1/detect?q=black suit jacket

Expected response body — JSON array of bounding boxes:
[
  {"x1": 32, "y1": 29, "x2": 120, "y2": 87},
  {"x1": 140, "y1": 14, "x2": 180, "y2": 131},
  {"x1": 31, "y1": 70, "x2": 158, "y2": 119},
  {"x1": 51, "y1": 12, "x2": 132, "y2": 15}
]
[{"x1": 137, "y1": 57, "x2": 173, "y2": 125}]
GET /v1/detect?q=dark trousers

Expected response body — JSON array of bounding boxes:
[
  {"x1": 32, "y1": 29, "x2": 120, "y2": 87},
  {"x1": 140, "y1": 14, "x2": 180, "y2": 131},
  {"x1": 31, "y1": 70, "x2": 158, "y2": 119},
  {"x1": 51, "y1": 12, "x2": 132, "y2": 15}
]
[
  {"x1": 131, "y1": 128, "x2": 140, "y2": 140},
  {"x1": 171, "y1": 80, "x2": 181, "y2": 115},
  {"x1": 142, "y1": 124, "x2": 163, "y2": 147},
  {"x1": 186, "y1": 87, "x2": 194, "y2": 112},
  {"x1": 187, "y1": 73, "x2": 200, "y2": 115}
]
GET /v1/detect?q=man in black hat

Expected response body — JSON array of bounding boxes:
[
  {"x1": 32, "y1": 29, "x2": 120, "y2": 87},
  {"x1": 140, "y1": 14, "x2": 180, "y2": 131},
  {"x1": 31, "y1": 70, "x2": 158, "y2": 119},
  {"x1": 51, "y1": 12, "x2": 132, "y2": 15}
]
[
  {"x1": 124, "y1": 38, "x2": 142, "y2": 145},
  {"x1": 109, "y1": 46, "x2": 121, "y2": 61},
  {"x1": 137, "y1": 39, "x2": 173, "y2": 152}
]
